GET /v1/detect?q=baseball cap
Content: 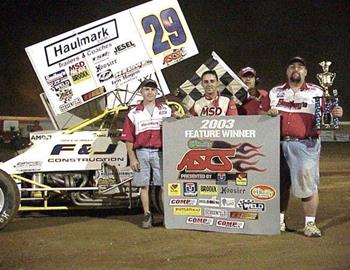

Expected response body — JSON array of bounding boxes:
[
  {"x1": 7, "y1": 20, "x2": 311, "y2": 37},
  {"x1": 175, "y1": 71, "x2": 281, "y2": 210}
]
[
  {"x1": 288, "y1": 56, "x2": 306, "y2": 67},
  {"x1": 139, "y1": 79, "x2": 158, "y2": 89},
  {"x1": 239, "y1": 67, "x2": 256, "y2": 77}
]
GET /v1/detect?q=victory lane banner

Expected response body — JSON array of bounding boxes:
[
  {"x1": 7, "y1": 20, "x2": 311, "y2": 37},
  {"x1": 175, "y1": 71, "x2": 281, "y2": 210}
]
[
  {"x1": 25, "y1": 0, "x2": 198, "y2": 115},
  {"x1": 163, "y1": 116, "x2": 280, "y2": 235}
]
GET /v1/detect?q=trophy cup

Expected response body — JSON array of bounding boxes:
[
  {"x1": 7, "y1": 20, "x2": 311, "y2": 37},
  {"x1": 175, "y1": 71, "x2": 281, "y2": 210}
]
[{"x1": 315, "y1": 61, "x2": 339, "y2": 129}]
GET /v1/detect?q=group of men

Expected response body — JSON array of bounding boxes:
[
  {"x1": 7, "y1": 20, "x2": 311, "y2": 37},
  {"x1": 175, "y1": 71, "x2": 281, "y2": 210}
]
[{"x1": 120, "y1": 56, "x2": 343, "y2": 237}]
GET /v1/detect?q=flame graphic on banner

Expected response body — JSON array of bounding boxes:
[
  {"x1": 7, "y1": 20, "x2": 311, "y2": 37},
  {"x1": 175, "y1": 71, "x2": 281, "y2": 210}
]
[{"x1": 212, "y1": 141, "x2": 266, "y2": 172}]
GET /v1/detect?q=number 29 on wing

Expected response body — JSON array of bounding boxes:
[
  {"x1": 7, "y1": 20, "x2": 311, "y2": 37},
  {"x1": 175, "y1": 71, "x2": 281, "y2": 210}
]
[{"x1": 131, "y1": 0, "x2": 198, "y2": 69}]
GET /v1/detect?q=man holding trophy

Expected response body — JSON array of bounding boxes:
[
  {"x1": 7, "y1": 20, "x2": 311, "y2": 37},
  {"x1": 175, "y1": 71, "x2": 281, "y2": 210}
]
[{"x1": 268, "y1": 57, "x2": 343, "y2": 237}]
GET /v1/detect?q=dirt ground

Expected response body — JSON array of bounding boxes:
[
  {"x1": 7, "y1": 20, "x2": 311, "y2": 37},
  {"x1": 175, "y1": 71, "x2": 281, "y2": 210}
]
[{"x1": 0, "y1": 143, "x2": 349, "y2": 270}]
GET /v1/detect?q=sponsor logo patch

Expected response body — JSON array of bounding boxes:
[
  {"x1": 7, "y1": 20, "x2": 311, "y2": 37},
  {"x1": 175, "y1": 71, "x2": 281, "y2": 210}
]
[
  {"x1": 237, "y1": 199, "x2": 265, "y2": 212},
  {"x1": 220, "y1": 186, "x2": 246, "y2": 195},
  {"x1": 235, "y1": 173, "x2": 247, "y2": 186},
  {"x1": 199, "y1": 185, "x2": 218, "y2": 196},
  {"x1": 250, "y1": 185, "x2": 276, "y2": 200},
  {"x1": 220, "y1": 197, "x2": 235, "y2": 208},
  {"x1": 230, "y1": 211, "x2": 258, "y2": 220},
  {"x1": 186, "y1": 216, "x2": 213, "y2": 225},
  {"x1": 204, "y1": 208, "x2": 227, "y2": 218},
  {"x1": 216, "y1": 219, "x2": 245, "y2": 229},
  {"x1": 183, "y1": 182, "x2": 198, "y2": 197},
  {"x1": 169, "y1": 198, "x2": 197, "y2": 206},
  {"x1": 198, "y1": 198, "x2": 220, "y2": 207},
  {"x1": 163, "y1": 47, "x2": 186, "y2": 66},
  {"x1": 173, "y1": 207, "x2": 201, "y2": 216},
  {"x1": 168, "y1": 183, "x2": 180, "y2": 196}
]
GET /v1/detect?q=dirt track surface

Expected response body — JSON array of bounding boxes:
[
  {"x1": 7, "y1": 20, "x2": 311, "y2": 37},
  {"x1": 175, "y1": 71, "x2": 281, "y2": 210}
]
[{"x1": 1, "y1": 143, "x2": 350, "y2": 270}]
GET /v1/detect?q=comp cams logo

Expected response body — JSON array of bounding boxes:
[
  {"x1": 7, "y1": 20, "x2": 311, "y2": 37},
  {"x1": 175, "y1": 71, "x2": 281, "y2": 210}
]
[
  {"x1": 186, "y1": 216, "x2": 213, "y2": 226},
  {"x1": 216, "y1": 219, "x2": 244, "y2": 229},
  {"x1": 169, "y1": 198, "x2": 197, "y2": 206}
]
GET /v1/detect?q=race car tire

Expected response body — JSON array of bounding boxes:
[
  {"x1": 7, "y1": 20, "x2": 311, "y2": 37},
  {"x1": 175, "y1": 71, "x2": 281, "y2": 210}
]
[
  {"x1": 150, "y1": 185, "x2": 163, "y2": 214},
  {"x1": 0, "y1": 169, "x2": 20, "y2": 230}
]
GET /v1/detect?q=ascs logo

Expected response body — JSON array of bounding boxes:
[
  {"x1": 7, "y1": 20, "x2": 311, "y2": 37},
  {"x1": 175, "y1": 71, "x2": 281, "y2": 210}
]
[{"x1": 177, "y1": 149, "x2": 235, "y2": 172}]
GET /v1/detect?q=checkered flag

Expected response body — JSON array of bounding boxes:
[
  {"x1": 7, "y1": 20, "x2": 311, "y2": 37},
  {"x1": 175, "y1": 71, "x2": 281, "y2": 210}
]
[{"x1": 176, "y1": 51, "x2": 248, "y2": 110}]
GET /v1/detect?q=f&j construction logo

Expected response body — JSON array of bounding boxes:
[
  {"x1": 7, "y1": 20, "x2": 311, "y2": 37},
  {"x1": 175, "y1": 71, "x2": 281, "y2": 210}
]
[{"x1": 45, "y1": 19, "x2": 118, "y2": 66}]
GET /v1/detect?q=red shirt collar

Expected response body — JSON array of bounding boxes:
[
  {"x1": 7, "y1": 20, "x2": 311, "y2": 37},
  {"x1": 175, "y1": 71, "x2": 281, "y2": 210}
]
[{"x1": 282, "y1": 82, "x2": 309, "y2": 90}]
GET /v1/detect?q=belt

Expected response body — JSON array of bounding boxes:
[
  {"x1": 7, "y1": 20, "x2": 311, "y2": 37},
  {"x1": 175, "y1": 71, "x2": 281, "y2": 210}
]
[{"x1": 281, "y1": 136, "x2": 319, "y2": 141}]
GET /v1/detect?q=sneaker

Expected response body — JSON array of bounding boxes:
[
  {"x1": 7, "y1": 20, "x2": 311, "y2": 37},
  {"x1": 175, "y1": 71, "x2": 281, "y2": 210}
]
[
  {"x1": 141, "y1": 212, "x2": 153, "y2": 229},
  {"x1": 303, "y1": 222, "x2": 322, "y2": 237},
  {"x1": 280, "y1": 222, "x2": 286, "y2": 232}
]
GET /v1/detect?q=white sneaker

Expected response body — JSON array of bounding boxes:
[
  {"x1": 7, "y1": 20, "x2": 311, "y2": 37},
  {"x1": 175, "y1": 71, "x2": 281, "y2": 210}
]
[
  {"x1": 303, "y1": 222, "x2": 321, "y2": 237},
  {"x1": 280, "y1": 222, "x2": 286, "y2": 232}
]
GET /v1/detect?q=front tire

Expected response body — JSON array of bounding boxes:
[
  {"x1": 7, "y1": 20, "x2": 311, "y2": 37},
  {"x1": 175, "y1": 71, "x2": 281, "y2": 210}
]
[{"x1": 0, "y1": 170, "x2": 20, "y2": 230}]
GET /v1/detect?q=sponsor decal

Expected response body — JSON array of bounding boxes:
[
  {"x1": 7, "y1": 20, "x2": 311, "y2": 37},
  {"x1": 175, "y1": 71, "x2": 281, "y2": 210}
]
[
  {"x1": 45, "y1": 19, "x2": 118, "y2": 66},
  {"x1": 95, "y1": 59, "x2": 118, "y2": 73},
  {"x1": 216, "y1": 172, "x2": 228, "y2": 185},
  {"x1": 14, "y1": 161, "x2": 42, "y2": 172},
  {"x1": 69, "y1": 60, "x2": 91, "y2": 83},
  {"x1": 186, "y1": 216, "x2": 213, "y2": 225},
  {"x1": 97, "y1": 69, "x2": 114, "y2": 82},
  {"x1": 177, "y1": 149, "x2": 235, "y2": 172},
  {"x1": 235, "y1": 173, "x2": 247, "y2": 186},
  {"x1": 82, "y1": 86, "x2": 105, "y2": 102},
  {"x1": 30, "y1": 134, "x2": 52, "y2": 141},
  {"x1": 216, "y1": 219, "x2": 245, "y2": 229},
  {"x1": 230, "y1": 211, "x2": 258, "y2": 220},
  {"x1": 204, "y1": 208, "x2": 227, "y2": 218},
  {"x1": 92, "y1": 51, "x2": 110, "y2": 63},
  {"x1": 199, "y1": 185, "x2": 218, "y2": 196},
  {"x1": 45, "y1": 70, "x2": 73, "y2": 103},
  {"x1": 168, "y1": 183, "x2": 180, "y2": 196},
  {"x1": 114, "y1": 41, "x2": 136, "y2": 55},
  {"x1": 220, "y1": 197, "x2": 235, "y2": 208},
  {"x1": 198, "y1": 198, "x2": 220, "y2": 207},
  {"x1": 237, "y1": 199, "x2": 265, "y2": 212},
  {"x1": 173, "y1": 207, "x2": 201, "y2": 216},
  {"x1": 50, "y1": 143, "x2": 118, "y2": 155},
  {"x1": 113, "y1": 60, "x2": 152, "y2": 85},
  {"x1": 220, "y1": 186, "x2": 246, "y2": 195},
  {"x1": 58, "y1": 96, "x2": 81, "y2": 112},
  {"x1": 183, "y1": 182, "x2": 198, "y2": 197},
  {"x1": 250, "y1": 185, "x2": 276, "y2": 201},
  {"x1": 169, "y1": 198, "x2": 197, "y2": 206},
  {"x1": 163, "y1": 47, "x2": 186, "y2": 66}
]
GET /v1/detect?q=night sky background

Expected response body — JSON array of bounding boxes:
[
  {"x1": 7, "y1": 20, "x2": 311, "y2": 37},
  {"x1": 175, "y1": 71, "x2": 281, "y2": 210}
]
[{"x1": 1, "y1": 0, "x2": 349, "y2": 119}]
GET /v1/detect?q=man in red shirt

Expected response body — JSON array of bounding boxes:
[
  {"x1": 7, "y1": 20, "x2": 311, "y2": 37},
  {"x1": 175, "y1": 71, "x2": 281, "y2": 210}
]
[
  {"x1": 238, "y1": 67, "x2": 270, "y2": 115},
  {"x1": 120, "y1": 79, "x2": 172, "y2": 228},
  {"x1": 269, "y1": 57, "x2": 343, "y2": 237},
  {"x1": 190, "y1": 70, "x2": 237, "y2": 116}
]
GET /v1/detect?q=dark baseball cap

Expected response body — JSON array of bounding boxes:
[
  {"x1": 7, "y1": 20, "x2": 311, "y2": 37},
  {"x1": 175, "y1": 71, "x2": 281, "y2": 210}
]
[
  {"x1": 139, "y1": 79, "x2": 158, "y2": 89},
  {"x1": 288, "y1": 56, "x2": 306, "y2": 67}
]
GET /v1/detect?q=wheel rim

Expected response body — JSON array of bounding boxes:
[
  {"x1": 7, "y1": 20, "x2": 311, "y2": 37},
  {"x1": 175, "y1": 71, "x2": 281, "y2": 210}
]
[{"x1": 0, "y1": 187, "x2": 4, "y2": 213}]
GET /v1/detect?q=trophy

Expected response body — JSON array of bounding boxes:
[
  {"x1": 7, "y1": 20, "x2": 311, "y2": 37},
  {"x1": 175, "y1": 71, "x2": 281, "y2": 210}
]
[{"x1": 315, "y1": 61, "x2": 339, "y2": 129}]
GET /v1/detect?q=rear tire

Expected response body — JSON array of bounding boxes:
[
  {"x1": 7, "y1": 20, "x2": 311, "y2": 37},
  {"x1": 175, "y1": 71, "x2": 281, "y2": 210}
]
[{"x1": 0, "y1": 170, "x2": 20, "y2": 230}]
